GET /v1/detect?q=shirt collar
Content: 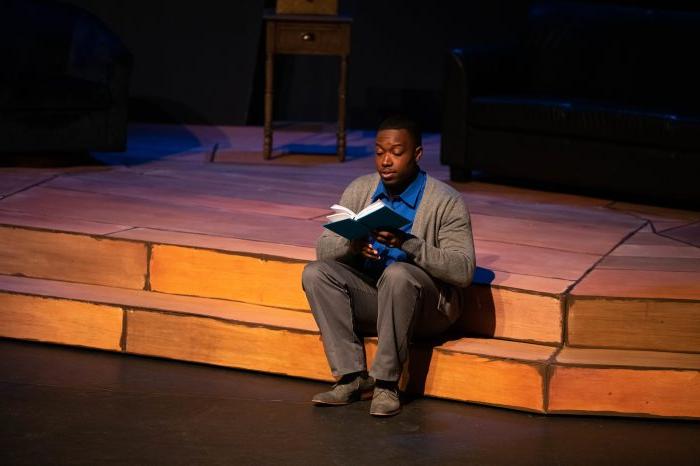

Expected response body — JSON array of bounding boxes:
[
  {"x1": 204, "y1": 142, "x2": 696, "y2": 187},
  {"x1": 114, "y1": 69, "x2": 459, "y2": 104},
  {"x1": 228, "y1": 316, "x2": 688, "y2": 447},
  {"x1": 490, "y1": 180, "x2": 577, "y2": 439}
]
[{"x1": 372, "y1": 170, "x2": 426, "y2": 208}]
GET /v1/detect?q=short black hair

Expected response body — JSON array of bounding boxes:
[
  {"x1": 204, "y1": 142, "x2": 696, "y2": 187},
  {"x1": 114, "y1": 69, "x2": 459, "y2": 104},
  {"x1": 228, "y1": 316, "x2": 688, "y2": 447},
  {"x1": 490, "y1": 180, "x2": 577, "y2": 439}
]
[{"x1": 377, "y1": 115, "x2": 422, "y2": 148}]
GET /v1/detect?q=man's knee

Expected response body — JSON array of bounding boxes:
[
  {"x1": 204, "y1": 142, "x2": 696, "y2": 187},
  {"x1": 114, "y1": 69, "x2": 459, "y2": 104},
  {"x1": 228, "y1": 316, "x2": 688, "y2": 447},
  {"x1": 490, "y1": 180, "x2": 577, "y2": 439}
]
[
  {"x1": 302, "y1": 260, "x2": 326, "y2": 288},
  {"x1": 377, "y1": 262, "x2": 421, "y2": 290},
  {"x1": 302, "y1": 259, "x2": 340, "y2": 291}
]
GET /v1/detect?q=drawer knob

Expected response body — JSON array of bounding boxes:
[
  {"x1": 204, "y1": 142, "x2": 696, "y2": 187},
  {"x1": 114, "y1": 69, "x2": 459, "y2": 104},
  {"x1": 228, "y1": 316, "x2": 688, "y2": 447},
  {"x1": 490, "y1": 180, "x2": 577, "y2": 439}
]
[{"x1": 301, "y1": 32, "x2": 315, "y2": 41}]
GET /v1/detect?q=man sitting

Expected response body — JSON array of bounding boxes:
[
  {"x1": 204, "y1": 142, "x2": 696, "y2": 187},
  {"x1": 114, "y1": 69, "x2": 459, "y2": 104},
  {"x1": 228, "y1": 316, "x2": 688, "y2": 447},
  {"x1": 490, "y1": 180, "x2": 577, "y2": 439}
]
[{"x1": 302, "y1": 116, "x2": 476, "y2": 416}]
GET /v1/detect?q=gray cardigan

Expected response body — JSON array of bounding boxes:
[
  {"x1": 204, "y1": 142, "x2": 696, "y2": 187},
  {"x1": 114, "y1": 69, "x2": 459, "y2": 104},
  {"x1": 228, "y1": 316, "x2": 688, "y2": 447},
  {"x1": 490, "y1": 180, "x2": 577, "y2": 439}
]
[{"x1": 316, "y1": 172, "x2": 476, "y2": 322}]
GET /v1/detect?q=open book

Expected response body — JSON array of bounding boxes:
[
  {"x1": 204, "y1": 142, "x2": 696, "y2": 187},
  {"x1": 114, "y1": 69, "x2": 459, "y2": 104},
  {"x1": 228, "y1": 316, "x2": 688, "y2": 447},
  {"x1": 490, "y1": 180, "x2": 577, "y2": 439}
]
[{"x1": 323, "y1": 200, "x2": 411, "y2": 240}]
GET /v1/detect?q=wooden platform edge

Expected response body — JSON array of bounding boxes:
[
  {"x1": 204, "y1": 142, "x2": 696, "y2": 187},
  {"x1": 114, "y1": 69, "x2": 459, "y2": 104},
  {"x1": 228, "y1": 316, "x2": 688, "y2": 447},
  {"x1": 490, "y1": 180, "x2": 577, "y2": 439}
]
[
  {"x1": 0, "y1": 223, "x2": 578, "y2": 296},
  {"x1": 0, "y1": 292, "x2": 124, "y2": 351},
  {"x1": 0, "y1": 225, "x2": 148, "y2": 290},
  {"x1": 0, "y1": 287, "x2": 550, "y2": 413},
  {"x1": 567, "y1": 295, "x2": 700, "y2": 353},
  {"x1": 0, "y1": 223, "x2": 573, "y2": 346},
  {"x1": 547, "y1": 365, "x2": 700, "y2": 419},
  {"x1": 3, "y1": 285, "x2": 699, "y2": 419}
]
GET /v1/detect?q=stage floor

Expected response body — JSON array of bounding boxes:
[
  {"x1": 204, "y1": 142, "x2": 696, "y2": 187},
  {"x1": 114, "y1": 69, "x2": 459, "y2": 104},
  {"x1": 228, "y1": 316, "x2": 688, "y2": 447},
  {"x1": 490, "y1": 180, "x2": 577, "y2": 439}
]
[
  {"x1": 2, "y1": 339, "x2": 699, "y2": 466},
  {"x1": 1, "y1": 123, "x2": 698, "y2": 300}
]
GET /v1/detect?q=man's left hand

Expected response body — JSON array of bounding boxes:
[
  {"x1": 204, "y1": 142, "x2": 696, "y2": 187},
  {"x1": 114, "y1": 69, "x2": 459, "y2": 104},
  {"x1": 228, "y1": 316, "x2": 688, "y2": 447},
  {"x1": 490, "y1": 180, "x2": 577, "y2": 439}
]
[{"x1": 372, "y1": 228, "x2": 408, "y2": 248}]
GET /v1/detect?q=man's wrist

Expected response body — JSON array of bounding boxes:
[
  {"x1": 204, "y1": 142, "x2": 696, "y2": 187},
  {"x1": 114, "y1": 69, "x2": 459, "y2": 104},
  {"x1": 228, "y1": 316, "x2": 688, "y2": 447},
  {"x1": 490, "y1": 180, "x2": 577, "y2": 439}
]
[
  {"x1": 399, "y1": 235, "x2": 421, "y2": 255},
  {"x1": 349, "y1": 237, "x2": 369, "y2": 255},
  {"x1": 394, "y1": 230, "x2": 409, "y2": 248}
]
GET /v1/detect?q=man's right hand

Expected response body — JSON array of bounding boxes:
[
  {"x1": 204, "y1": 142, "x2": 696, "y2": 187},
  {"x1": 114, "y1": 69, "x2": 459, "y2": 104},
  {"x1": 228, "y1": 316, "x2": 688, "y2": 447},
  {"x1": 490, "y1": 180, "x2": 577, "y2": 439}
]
[{"x1": 350, "y1": 238, "x2": 380, "y2": 260}]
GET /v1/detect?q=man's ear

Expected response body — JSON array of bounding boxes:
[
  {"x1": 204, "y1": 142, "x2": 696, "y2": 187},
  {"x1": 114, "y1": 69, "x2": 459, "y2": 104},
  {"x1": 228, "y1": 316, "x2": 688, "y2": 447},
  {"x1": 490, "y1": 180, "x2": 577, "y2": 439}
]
[{"x1": 414, "y1": 145, "x2": 423, "y2": 162}]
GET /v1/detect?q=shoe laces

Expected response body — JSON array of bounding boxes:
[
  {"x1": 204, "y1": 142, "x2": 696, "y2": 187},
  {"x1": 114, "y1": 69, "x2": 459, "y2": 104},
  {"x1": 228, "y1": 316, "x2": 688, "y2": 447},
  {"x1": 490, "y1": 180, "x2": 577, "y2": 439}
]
[{"x1": 374, "y1": 386, "x2": 399, "y2": 400}]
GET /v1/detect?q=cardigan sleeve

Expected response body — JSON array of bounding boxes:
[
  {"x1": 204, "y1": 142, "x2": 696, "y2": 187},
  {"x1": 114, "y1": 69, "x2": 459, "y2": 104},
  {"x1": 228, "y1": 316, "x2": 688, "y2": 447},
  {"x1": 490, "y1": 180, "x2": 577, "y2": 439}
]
[
  {"x1": 400, "y1": 195, "x2": 475, "y2": 288},
  {"x1": 315, "y1": 176, "x2": 372, "y2": 262}
]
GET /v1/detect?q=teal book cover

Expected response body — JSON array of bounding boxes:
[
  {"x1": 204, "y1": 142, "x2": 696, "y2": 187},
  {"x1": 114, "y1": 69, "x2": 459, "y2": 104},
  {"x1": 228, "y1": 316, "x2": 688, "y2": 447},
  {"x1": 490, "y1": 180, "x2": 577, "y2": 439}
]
[{"x1": 323, "y1": 200, "x2": 410, "y2": 240}]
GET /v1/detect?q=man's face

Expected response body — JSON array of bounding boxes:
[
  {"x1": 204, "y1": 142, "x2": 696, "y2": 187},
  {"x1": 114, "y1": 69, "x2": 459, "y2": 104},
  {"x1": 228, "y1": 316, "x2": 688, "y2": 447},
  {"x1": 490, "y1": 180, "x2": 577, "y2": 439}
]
[{"x1": 374, "y1": 129, "x2": 423, "y2": 190}]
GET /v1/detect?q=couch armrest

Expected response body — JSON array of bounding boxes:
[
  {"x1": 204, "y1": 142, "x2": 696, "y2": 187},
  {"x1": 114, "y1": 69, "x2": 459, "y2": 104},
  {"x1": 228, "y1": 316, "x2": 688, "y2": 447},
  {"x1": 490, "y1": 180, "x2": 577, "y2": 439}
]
[
  {"x1": 440, "y1": 43, "x2": 525, "y2": 176},
  {"x1": 452, "y1": 43, "x2": 524, "y2": 95},
  {"x1": 440, "y1": 49, "x2": 469, "y2": 171},
  {"x1": 66, "y1": 7, "x2": 132, "y2": 151},
  {"x1": 67, "y1": 9, "x2": 133, "y2": 86}
]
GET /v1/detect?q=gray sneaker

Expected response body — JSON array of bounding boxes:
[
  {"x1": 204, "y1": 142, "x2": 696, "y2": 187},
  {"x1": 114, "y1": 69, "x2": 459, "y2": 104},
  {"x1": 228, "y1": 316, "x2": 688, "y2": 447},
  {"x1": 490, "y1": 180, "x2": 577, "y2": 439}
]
[
  {"x1": 370, "y1": 386, "x2": 401, "y2": 416},
  {"x1": 312, "y1": 374, "x2": 375, "y2": 406}
]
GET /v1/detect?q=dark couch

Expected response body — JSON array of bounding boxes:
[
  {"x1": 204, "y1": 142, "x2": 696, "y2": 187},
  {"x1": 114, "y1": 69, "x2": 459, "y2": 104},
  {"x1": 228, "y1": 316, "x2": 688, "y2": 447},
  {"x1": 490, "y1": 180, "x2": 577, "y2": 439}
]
[
  {"x1": 0, "y1": 0, "x2": 132, "y2": 153},
  {"x1": 441, "y1": 1, "x2": 700, "y2": 207}
]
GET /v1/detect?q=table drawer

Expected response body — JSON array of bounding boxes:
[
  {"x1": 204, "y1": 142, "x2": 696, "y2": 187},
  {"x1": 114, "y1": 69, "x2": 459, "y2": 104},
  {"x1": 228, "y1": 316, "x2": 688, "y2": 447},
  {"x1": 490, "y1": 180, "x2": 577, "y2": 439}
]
[{"x1": 272, "y1": 22, "x2": 350, "y2": 55}]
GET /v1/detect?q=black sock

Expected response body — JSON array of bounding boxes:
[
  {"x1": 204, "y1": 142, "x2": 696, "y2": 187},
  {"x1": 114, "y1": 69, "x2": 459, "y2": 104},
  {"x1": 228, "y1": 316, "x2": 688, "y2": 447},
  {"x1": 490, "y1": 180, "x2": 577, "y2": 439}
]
[
  {"x1": 375, "y1": 379, "x2": 398, "y2": 389},
  {"x1": 338, "y1": 371, "x2": 362, "y2": 384}
]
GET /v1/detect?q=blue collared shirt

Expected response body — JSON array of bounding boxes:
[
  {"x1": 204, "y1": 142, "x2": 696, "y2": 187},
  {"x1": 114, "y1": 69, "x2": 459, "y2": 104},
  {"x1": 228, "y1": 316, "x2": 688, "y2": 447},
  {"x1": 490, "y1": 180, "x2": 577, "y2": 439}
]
[{"x1": 364, "y1": 170, "x2": 427, "y2": 275}]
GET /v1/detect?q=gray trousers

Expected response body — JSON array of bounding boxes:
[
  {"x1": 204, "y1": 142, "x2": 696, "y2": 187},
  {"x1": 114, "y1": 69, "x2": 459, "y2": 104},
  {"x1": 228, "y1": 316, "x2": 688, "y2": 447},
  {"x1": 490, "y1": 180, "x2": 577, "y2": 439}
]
[{"x1": 302, "y1": 259, "x2": 453, "y2": 382}]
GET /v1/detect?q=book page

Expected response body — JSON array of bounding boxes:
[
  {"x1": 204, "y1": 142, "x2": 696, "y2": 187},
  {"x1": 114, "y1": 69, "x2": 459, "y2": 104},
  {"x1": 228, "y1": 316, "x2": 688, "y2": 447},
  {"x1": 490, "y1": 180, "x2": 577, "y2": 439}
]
[
  {"x1": 326, "y1": 212, "x2": 353, "y2": 223},
  {"x1": 329, "y1": 204, "x2": 356, "y2": 217},
  {"x1": 356, "y1": 200, "x2": 386, "y2": 220}
]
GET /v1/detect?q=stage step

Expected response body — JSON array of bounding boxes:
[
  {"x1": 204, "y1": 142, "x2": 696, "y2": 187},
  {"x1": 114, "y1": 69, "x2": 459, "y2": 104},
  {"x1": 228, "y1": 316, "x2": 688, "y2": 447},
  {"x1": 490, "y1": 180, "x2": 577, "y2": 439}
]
[
  {"x1": 567, "y1": 294, "x2": 700, "y2": 353},
  {"x1": 0, "y1": 225, "x2": 147, "y2": 289},
  {"x1": 5, "y1": 223, "x2": 700, "y2": 352},
  {"x1": 0, "y1": 223, "x2": 566, "y2": 346},
  {"x1": 0, "y1": 274, "x2": 551, "y2": 412},
  {"x1": 569, "y1": 227, "x2": 700, "y2": 353},
  {"x1": 1, "y1": 274, "x2": 698, "y2": 418},
  {"x1": 459, "y1": 284, "x2": 563, "y2": 345},
  {"x1": 550, "y1": 347, "x2": 700, "y2": 419}
]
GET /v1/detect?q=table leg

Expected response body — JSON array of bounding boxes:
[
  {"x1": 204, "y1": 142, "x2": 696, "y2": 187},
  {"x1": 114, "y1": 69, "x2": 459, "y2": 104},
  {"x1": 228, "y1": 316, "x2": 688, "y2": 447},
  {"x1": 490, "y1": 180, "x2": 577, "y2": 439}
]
[
  {"x1": 337, "y1": 54, "x2": 348, "y2": 162},
  {"x1": 264, "y1": 52, "x2": 274, "y2": 160}
]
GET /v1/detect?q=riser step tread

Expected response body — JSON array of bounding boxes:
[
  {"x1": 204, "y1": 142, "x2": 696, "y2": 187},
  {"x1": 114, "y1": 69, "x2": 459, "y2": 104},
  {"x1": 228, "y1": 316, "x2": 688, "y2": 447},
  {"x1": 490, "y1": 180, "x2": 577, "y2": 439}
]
[
  {"x1": 555, "y1": 347, "x2": 700, "y2": 370},
  {"x1": 1, "y1": 275, "x2": 699, "y2": 418},
  {"x1": 0, "y1": 275, "x2": 316, "y2": 333},
  {"x1": 0, "y1": 275, "x2": 556, "y2": 362}
]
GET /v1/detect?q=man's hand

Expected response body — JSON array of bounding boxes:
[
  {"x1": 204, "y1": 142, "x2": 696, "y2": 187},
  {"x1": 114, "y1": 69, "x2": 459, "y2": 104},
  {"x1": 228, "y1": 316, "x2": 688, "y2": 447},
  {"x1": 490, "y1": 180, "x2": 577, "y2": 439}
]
[
  {"x1": 350, "y1": 238, "x2": 380, "y2": 260},
  {"x1": 372, "y1": 229, "x2": 408, "y2": 248}
]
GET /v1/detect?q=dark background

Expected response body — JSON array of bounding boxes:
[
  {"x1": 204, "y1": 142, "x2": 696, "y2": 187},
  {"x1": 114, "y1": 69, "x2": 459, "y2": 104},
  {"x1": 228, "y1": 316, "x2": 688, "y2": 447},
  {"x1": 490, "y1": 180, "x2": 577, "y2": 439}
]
[
  {"x1": 60, "y1": 0, "x2": 532, "y2": 131},
  {"x1": 61, "y1": 0, "x2": 697, "y2": 131}
]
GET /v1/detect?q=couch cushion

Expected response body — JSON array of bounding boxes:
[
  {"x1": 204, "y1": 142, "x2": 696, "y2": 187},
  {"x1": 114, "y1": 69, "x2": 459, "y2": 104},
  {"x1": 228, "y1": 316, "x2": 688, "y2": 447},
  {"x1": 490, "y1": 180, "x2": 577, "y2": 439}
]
[
  {"x1": 469, "y1": 95, "x2": 700, "y2": 152},
  {"x1": 0, "y1": 74, "x2": 112, "y2": 111}
]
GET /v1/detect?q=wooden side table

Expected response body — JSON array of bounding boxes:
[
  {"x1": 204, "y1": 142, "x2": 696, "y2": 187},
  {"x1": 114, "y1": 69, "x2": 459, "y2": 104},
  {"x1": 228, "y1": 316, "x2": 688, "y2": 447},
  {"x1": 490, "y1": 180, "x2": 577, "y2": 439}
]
[{"x1": 263, "y1": 13, "x2": 352, "y2": 161}]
